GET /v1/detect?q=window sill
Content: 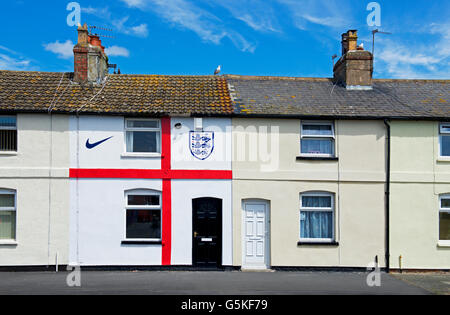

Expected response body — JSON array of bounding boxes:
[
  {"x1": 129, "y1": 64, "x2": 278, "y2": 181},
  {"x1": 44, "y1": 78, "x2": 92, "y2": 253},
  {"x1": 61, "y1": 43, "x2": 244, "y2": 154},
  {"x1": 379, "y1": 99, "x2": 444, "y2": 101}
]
[
  {"x1": 437, "y1": 241, "x2": 450, "y2": 248},
  {"x1": 297, "y1": 156, "x2": 339, "y2": 161},
  {"x1": 298, "y1": 241, "x2": 339, "y2": 246},
  {"x1": 0, "y1": 152, "x2": 18, "y2": 156},
  {"x1": 121, "y1": 153, "x2": 162, "y2": 159},
  {"x1": 121, "y1": 240, "x2": 162, "y2": 245},
  {"x1": 0, "y1": 240, "x2": 18, "y2": 246},
  {"x1": 437, "y1": 158, "x2": 450, "y2": 163}
]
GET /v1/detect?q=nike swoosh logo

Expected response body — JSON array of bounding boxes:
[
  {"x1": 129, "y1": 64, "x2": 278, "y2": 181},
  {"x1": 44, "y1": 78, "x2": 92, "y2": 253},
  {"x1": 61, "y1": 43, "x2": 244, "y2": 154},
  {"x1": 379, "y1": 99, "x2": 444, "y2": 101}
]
[{"x1": 86, "y1": 136, "x2": 113, "y2": 149}]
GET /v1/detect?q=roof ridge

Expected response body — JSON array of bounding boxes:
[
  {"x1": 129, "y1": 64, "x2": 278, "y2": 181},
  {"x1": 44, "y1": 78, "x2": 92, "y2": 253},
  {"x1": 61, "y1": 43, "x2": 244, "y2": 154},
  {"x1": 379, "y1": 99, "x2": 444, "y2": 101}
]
[{"x1": 225, "y1": 74, "x2": 450, "y2": 83}]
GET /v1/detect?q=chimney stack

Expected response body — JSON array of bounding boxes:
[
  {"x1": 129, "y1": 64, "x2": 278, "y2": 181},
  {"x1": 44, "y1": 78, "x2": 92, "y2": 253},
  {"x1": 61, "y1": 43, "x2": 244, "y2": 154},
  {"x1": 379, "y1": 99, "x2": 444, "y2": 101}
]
[
  {"x1": 333, "y1": 30, "x2": 374, "y2": 90},
  {"x1": 73, "y1": 24, "x2": 109, "y2": 85}
]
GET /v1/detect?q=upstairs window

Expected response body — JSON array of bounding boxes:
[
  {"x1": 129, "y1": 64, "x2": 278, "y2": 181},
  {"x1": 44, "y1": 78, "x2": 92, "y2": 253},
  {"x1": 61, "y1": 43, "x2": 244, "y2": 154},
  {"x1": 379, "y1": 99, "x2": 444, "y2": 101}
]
[
  {"x1": 300, "y1": 192, "x2": 335, "y2": 243},
  {"x1": 439, "y1": 123, "x2": 450, "y2": 157},
  {"x1": 0, "y1": 116, "x2": 17, "y2": 152},
  {"x1": 125, "y1": 119, "x2": 161, "y2": 154},
  {"x1": 125, "y1": 190, "x2": 162, "y2": 241},
  {"x1": 301, "y1": 122, "x2": 335, "y2": 157},
  {"x1": 0, "y1": 190, "x2": 16, "y2": 241},
  {"x1": 439, "y1": 195, "x2": 450, "y2": 242}
]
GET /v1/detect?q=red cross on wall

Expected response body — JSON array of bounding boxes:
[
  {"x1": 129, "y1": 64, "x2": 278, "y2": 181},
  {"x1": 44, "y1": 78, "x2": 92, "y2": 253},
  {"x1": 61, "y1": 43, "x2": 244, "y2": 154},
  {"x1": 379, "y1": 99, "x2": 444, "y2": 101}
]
[{"x1": 70, "y1": 117, "x2": 233, "y2": 265}]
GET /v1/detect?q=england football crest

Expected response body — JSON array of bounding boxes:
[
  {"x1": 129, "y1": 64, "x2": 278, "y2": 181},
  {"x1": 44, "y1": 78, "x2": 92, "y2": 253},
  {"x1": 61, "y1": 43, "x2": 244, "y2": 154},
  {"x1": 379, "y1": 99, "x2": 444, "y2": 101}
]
[{"x1": 190, "y1": 131, "x2": 214, "y2": 160}]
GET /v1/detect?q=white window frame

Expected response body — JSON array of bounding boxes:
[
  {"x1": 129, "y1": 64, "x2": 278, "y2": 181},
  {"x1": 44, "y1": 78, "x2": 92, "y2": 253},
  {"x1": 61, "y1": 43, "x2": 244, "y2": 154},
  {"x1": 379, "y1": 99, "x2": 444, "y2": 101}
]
[
  {"x1": 300, "y1": 121, "x2": 336, "y2": 158},
  {"x1": 439, "y1": 194, "x2": 450, "y2": 246},
  {"x1": 0, "y1": 116, "x2": 18, "y2": 153},
  {"x1": 0, "y1": 189, "x2": 17, "y2": 242},
  {"x1": 300, "y1": 192, "x2": 335, "y2": 243},
  {"x1": 439, "y1": 123, "x2": 450, "y2": 158},
  {"x1": 124, "y1": 118, "x2": 161, "y2": 155},
  {"x1": 124, "y1": 189, "x2": 162, "y2": 242}
]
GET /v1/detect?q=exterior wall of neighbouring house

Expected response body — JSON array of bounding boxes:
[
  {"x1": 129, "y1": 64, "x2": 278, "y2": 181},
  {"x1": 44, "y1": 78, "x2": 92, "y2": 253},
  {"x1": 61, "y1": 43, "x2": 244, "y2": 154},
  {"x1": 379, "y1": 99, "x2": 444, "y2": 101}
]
[
  {"x1": 390, "y1": 121, "x2": 450, "y2": 270},
  {"x1": 0, "y1": 114, "x2": 70, "y2": 266},
  {"x1": 69, "y1": 116, "x2": 232, "y2": 266},
  {"x1": 232, "y1": 118, "x2": 387, "y2": 268}
]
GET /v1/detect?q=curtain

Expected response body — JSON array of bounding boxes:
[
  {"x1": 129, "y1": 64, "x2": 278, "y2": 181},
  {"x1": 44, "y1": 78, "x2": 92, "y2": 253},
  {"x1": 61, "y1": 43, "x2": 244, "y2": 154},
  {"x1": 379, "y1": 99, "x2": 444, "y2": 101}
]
[
  {"x1": 300, "y1": 211, "x2": 333, "y2": 239},
  {"x1": 0, "y1": 212, "x2": 15, "y2": 240},
  {"x1": 301, "y1": 139, "x2": 333, "y2": 155},
  {"x1": 302, "y1": 196, "x2": 331, "y2": 208},
  {"x1": 0, "y1": 194, "x2": 14, "y2": 208}
]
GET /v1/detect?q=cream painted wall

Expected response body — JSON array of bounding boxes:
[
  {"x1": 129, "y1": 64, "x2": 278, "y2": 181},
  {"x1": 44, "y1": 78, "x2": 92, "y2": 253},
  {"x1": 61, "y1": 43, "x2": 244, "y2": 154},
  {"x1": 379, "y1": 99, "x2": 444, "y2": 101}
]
[
  {"x1": 232, "y1": 119, "x2": 386, "y2": 182},
  {"x1": 390, "y1": 121, "x2": 450, "y2": 269},
  {"x1": 232, "y1": 118, "x2": 386, "y2": 268},
  {"x1": 0, "y1": 114, "x2": 70, "y2": 266}
]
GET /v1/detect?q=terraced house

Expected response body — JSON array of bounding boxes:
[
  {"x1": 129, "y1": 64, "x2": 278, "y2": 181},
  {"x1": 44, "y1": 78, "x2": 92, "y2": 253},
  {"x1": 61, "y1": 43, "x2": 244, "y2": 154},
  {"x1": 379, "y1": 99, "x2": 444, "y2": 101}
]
[{"x1": 0, "y1": 27, "x2": 448, "y2": 271}]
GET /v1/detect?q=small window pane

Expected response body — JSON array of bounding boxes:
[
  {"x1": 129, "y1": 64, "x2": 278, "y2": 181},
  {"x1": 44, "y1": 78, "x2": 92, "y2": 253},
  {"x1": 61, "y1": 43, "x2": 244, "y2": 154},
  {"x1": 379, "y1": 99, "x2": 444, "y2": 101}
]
[
  {"x1": 126, "y1": 131, "x2": 160, "y2": 153},
  {"x1": 126, "y1": 210, "x2": 161, "y2": 239},
  {"x1": 0, "y1": 211, "x2": 16, "y2": 240},
  {"x1": 127, "y1": 120, "x2": 159, "y2": 129},
  {"x1": 301, "y1": 139, "x2": 334, "y2": 155},
  {"x1": 0, "y1": 117, "x2": 16, "y2": 128},
  {"x1": 0, "y1": 130, "x2": 17, "y2": 152},
  {"x1": 128, "y1": 195, "x2": 160, "y2": 206},
  {"x1": 302, "y1": 196, "x2": 332, "y2": 208},
  {"x1": 0, "y1": 194, "x2": 15, "y2": 208},
  {"x1": 439, "y1": 212, "x2": 450, "y2": 241},
  {"x1": 441, "y1": 125, "x2": 450, "y2": 133},
  {"x1": 300, "y1": 211, "x2": 333, "y2": 239},
  {"x1": 441, "y1": 135, "x2": 450, "y2": 157},
  {"x1": 442, "y1": 198, "x2": 450, "y2": 209},
  {"x1": 303, "y1": 124, "x2": 333, "y2": 136}
]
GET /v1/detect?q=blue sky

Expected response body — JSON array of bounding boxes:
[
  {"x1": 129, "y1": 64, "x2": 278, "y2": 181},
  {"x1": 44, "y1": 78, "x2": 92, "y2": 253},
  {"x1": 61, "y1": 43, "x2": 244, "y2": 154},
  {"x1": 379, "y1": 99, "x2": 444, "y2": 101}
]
[{"x1": 0, "y1": 0, "x2": 449, "y2": 79}]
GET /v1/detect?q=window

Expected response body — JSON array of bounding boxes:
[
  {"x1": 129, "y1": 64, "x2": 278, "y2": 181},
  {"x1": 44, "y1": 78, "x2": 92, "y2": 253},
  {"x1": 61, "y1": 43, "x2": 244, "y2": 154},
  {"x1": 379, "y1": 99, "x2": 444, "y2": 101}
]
[
  {"x1": 0, "y1": 190, "x2": 16, "y2": 240},
  {"x1": 125, "y1": 190, "x2": 162, "y2": 241},
  {"x1": 0, "y1": 116, "x2": 17, "y2": 152},
  {"x1": 439, "y1": 123, "x2": 450, "y2": 157},
  {"x1": 301, "y1": 122, "x2": 335, "y2": 157},
  {"x1": 300, "y1": 192, "x2": 334, "y2": 243},
  {"x1": 125, "y1": 119, "x2": 161, "y2": 154},
  {"x1": 439, "y1": 195, "x2": 450, "y2": 242}
]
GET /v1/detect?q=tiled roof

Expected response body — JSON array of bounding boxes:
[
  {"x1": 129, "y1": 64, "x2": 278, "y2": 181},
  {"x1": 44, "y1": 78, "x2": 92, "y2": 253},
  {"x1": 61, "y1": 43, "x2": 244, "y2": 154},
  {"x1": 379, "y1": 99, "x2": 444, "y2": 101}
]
[
  {"x1": 1, "y1": 70, "x2": 449, "y2": 119},
  {"x1": 227, "y1": 75, "x2": 450, "y2": 119},
  {"x1": 0, "y1": 71, "x2": 233, "y2": 116}
]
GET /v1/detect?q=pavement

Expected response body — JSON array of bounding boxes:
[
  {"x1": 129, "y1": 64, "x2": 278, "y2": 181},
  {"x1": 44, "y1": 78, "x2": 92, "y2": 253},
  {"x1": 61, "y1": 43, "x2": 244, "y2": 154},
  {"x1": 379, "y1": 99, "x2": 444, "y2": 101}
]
[
  {"x1": 391, "y1": 272, "x2": 450, "y2": 295},
  {"x1": 0, "y1": 270, "x2": 437, "y2": 295}
]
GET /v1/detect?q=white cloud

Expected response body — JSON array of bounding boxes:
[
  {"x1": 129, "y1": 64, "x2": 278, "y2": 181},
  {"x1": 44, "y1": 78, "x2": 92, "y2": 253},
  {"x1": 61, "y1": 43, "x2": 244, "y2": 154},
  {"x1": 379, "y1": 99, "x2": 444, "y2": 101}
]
[
  {"x1": 130, "y1": 24, "x2": 149, "y2": 37},
  {"x1": 44, "y1": 40, "x2": 74, "y2": 59},
  {"x1": 121, "y1": 0, "x2": 146, "y2": 8},
  {"x1": 120, "y1": 0, "x2": 257, "y2": 52},
  {"x1": 214, "y1": 0, "x2": 281, "y2": 33},
  {"x1": 375, "y1": 25, "x2": 450, "y2": 79},
  {"x1": 112, "y1": 16, "x2": 149, "y2": 38},
  {"x1": 0, "y1": 46, "x2": 35, "y2": 71},
  {"x1": 277, "y1": 0, "x2": 351, "y2": 30},
  {"x1": 105, "y1": 45, "x2": 130, "y2": 57}
]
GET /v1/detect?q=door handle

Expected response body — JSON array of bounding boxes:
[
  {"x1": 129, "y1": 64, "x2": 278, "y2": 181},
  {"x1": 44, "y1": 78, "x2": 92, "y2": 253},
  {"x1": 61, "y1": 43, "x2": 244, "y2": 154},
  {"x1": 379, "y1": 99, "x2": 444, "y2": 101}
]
[{"x1": 194, "y1": 232, "x2": 198, "y2": 238}]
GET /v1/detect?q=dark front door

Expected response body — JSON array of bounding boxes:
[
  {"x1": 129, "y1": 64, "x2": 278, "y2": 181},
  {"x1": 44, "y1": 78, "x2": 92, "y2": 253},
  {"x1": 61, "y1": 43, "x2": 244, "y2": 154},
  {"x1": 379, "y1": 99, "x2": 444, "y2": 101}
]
[{"x1": 192, "y1": 198, "x2": 222, "y2": 268}]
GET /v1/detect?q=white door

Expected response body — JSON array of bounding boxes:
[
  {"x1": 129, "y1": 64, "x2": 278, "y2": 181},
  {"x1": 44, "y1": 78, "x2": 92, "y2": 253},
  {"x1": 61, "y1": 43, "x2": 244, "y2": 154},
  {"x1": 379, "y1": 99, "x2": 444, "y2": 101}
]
[{"x1": 243, "y1": 202, "x2": 269, "y2": 269}]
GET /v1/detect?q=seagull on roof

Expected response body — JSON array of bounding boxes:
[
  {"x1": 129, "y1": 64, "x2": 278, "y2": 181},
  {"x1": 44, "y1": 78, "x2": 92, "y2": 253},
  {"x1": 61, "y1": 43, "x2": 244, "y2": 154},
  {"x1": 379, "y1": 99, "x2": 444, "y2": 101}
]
[{"x1": 214, "y1": 65, "x2": 221, "y2": 75}]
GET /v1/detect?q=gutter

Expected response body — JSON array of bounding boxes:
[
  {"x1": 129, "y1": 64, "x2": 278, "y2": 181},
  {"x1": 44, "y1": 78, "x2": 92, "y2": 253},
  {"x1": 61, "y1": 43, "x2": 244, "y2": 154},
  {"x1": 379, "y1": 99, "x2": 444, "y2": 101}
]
[{"x1": 384, "y1": 119, "x2": 391, "y2": 273}]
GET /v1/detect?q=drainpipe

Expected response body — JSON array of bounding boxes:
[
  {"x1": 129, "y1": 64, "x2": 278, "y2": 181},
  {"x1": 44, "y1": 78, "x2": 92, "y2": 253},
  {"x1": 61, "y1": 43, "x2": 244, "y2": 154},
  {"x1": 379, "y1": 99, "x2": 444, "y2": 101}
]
[{"x1": 384, "y1": 119, "x2": 391, "y2": 273}]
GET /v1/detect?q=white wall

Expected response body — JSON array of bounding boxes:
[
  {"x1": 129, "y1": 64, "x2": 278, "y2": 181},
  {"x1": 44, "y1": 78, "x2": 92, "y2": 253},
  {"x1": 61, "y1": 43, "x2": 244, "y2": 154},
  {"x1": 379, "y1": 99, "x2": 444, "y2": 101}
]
[
  {"x1": 0, "y1": 114, "x2": 70, "y2": 266},
  {"x1": 70, "y1": 179, "x2": 163, "y2": 266},
  {"x1": 171, "y1": 118, "x2": 232, "y2": 170},
  {"x1": 171, "y1": 179, "x2": 233, "y2": 266},
  {"x1": 69, "y1": 116, "x2": 161, "y2": 169}
]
